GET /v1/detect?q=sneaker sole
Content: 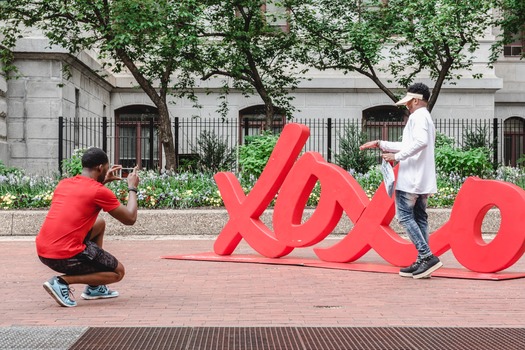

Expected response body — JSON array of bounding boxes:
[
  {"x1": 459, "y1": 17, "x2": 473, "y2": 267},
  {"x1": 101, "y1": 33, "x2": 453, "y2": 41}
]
[
  {"x1": 81, "y1": 292, "x2": 119, "y2": 300},
  {"x1": 399, "y1": 271, "x2": 431, "y2": 279},
  {"x1": 412, "y1": 261, "x2": 443, "y2": 279},
  {"x1": 43, "y1": 282, "x2": 76, "y2": 307},
  {"x1": 398, "y1": 271, "x2": 413, "y2": 278}
]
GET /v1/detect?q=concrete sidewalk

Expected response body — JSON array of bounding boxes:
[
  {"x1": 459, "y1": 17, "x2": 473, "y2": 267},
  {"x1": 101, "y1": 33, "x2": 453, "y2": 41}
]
[{"x1": 1, "y1": 236, "x2": 524, "y2": 328}]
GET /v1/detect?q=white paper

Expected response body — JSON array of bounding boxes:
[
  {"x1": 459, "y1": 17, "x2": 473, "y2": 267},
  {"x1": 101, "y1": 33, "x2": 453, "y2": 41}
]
[{"x1": 381, "y1": 159, "x2": 395, "y2": 197}]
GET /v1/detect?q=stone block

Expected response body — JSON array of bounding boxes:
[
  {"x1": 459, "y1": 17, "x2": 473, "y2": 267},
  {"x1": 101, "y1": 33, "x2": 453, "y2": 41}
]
[
  {"x1": 305, "y1": 93, "x2": 343, "y2": 107},
  {"x1": 0, "y1": 120, "x2": 7, "y2": 138},
  {"x1": 24, "y1": 101, "x2": 53, "y2": 118},
  {"x1": 10, "y1": 158, "x2": 58, "y2": 175},
  {"x1": 26, "y1": 81, "x2": 62, "y2": 99},
  {"x1": 0, "y1": 142, "x2": 9, "y2": 164},
  {"x1": 62, "y1": 84, "x2": 76, "y2": 104},
  {"x1": 6, "y1": 80, "x2": 27, "y2": 99},
  {"x1": 9, "y1": 142, "x2": 28, "y2": 158},
  {"x1": 11, "y1": 211, "x2": 46, "y2": 236},
  {"x1": 6, "y1": 121, "x2": 24, "y2": 140},
  {"x1": 0, "y1": 98, "x2": 7, "y2": 114},
  {"x1": 11, "y1": 140, "x2": 56, "y2": 159},
  {"x1": 50, "y1": 101, "x2": 62, "y2": 118},
  {"x1": 88, "y1": 97, "x2": 104, "y2": 116},
  {"x1": 26, "y1": 119, "x2": 58, "y2": 139},
  {"x1": 0, "y1": 77, "x2": 7, "y2": 92},
  {"x1": 7, "y1": 100, "x2": 24, "y2": 118},
  {"x1": 0, "y1": 211, "x2": 13, "y2": 235},
  {"x1": 51, "y1": 60, "x2": 63, "y2": 79},
  {"x1": 15, "y1": 60, "x2": 53, "y2": 78},
  {"x1": 25, "y1": 140, "x2": 57, "y2": 158}
]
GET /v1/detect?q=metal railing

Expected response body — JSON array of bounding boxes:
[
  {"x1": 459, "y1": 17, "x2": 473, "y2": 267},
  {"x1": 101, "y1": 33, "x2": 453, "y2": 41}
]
[{"x1": 59, "y1": 116, "x2": 523, "y2": 174}]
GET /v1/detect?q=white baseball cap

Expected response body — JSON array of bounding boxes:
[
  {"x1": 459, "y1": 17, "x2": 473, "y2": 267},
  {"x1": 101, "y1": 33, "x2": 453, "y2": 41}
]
[{"x1": 395, "y1": 92, "x2": 424, "y2": 106}]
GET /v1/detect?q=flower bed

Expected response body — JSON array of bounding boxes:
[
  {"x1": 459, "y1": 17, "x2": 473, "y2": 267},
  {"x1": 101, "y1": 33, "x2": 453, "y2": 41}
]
[{"x1": 1, "y1": 165, "x2": 524, "y2": 210}]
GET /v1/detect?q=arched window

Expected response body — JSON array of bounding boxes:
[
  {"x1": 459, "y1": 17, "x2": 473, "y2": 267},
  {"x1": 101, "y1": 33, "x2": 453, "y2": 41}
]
[
  {"x1": 503, "y1": 116, "x2": 525, "y2": 167},
  {"x1": 503, "y1": 28, "x2": 524, "y2": 57},
  {"x1": 239, "y1": 105, "x2": 285, "y2": 144},
  {"x1": 362, "y1": 105, "x2": 407, "y2": 142},
  {"x1": 114, "y1": 105, "x2": 161, "y2": 172}
]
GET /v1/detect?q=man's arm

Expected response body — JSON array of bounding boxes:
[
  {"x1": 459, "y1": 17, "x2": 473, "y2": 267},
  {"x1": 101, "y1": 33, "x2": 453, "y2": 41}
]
[{"x1": 108, "y1": 166, "x2": 140, "y2": 225}]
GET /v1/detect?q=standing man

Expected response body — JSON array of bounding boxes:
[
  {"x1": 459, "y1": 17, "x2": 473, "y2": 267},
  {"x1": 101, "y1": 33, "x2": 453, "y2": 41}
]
[
  {"x1": 36, "y1": 147, "x2": 140, "y2": 307},
  {"x1": 360, "y1": 83, "x2": 442, "y2": 279}
]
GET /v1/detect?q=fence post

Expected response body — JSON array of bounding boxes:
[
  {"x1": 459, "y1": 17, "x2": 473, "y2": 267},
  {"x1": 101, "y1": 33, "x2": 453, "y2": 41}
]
[
  {"x1": 174, "y1": 117, "x2": 180, "y2": 170},
  {"x1": 102, "y1": 117, "x2": 107, "y2": 153},
  {"x1": 327, "y1": 118, "x2": 332, "y2": 163},
  {"x1": 58, "y1": 116, "x2": 64, "y2": 175},
  {"x1": 243, "y1": 117, "x2": 249, "y2": 143},
  {"x1": 493, "y1": 117, "x2": 498, "y2": 169},
  {"x1": 149, "y1": 118, "x2": 154, "y2": 169}
]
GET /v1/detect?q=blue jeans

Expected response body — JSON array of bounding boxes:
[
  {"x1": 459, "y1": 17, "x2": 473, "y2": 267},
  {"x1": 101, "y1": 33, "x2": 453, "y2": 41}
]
[{"x1": 395, "y1": 190, "x2": 432, "y2": 260}]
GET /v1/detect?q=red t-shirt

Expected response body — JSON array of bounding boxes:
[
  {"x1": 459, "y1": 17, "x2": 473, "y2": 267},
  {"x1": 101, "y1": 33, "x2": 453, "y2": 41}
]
[{"x1": 36, "y1": 175, "x2": 121, "y2": 259}]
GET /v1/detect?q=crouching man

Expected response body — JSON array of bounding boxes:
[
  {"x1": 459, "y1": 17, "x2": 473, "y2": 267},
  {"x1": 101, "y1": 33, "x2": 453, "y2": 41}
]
[{"x1": 36, "y1": 147, "x2": 140, "y2": 307}]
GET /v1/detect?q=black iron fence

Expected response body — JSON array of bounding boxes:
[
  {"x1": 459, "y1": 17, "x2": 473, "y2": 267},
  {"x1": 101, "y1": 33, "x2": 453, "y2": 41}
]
[{"x1": 59, "y1": 116, "x2": 523, "y2": 174}]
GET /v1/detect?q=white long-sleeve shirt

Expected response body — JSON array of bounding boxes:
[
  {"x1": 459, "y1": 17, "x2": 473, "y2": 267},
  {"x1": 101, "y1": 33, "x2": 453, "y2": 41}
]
[{"x1": 379, "y1": 107, "x2": 437, "y2": 194}]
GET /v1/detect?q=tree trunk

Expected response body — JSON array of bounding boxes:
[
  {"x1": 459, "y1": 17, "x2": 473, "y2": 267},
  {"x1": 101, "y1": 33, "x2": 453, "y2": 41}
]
[
  {"x1": 116, "y1": 49, "x2": 177, "y2": 171},
  {"x1": 264, "y1": 102, "x2": 275, "y2": 132},
  {"x1": 157, "y1": 101, "x2": 177, "y2": 172},
  {"x1": 428, "y1": 58, "x2": 454, "y2": 113}
]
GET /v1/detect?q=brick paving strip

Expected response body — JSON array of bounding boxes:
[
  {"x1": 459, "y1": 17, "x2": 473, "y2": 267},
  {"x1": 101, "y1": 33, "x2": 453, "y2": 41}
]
[{"x1": 1, "y1": 237, "x2": 524, "y2": 348}]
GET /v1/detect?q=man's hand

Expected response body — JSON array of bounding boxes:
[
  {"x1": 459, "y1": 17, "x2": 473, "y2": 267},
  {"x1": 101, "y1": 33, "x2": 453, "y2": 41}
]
[
  {"x1": 104, "y1": 165, "x2": 123, "y2": 184},
  {"x1": 382, "y1": 153, "x2": 396, "y2": 162},
  {"x1": 359, "y1": 140, "x2": 379, "y2": 150},
  {"x1": 127, "y1": 166, "x2": 140, "y2": 189}
]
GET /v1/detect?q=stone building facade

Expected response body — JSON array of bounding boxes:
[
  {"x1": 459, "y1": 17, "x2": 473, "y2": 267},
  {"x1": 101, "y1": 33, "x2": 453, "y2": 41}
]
[{"x1": 1, "y1": 30, "x2": 524, "y2": 174}]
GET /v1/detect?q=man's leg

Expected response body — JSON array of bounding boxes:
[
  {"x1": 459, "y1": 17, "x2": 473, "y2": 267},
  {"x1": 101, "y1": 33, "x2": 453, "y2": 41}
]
[
  {"x1": 395, "y1": 190, "x2": 432, "y2": 259},
  {"x1": 396, "y1": 191, "x2": 443, "y2": 278},
  {"x1": 87, "y1": 216, "x2": 106, "y2": 248},
  {"x1": 396, "y1": 190, "x2": 442, "y2": 278},
  {"x1": 60, "y1": 217, "x2": 125, "y2": 287},
  {"x1": 42, "y1": 217, "x2": 125, "y2": 306},
  {"x1": 413, "y1": 194, "x2": 430, "y2": 244}
]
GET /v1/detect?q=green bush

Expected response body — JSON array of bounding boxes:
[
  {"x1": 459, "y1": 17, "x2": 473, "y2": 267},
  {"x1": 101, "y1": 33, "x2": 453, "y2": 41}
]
[
  {"x1": 435, "y1": 145, "x2": 492, "y2": 178},
  {"x1": 0, "y1": 160, "x2": 23, "y2": 177},
  {"x1": 335, "y1": 124, "x2": 377, "y2": 174},
  {"x1": 238, "y1": 131, "x2": 279, "y2": 180},
  {"x1": 177, "y1": 155, "x2": 200, "y2": 173},
  {"x1": 435, "y1": 132, "x2": 455, "y2": 148},
  {"x1": 462, "y1": 126, "x2": 493, "y2": 152},
  {"x1": 435, "y1": 132, "x2": 492, "y2": 178},
  {"x1": 61, "y1": 148, "x2": 86, "y2": 177},
  {"x1": 191, "y1": 130, "x2": 236, "y2": 173}
]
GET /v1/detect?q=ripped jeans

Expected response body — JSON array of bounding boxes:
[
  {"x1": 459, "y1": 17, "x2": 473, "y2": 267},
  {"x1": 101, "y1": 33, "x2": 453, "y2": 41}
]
[{"x1": 395, "y1": 190, "x2": 432, "y2": 260}]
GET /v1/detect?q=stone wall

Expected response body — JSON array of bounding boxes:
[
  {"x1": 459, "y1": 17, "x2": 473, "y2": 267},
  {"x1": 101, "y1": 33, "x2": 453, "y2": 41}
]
[
  {"x1": 6, "y1": 55, "x2": 111, "y2": 174},
  {"x1": 0, "y1": 208, "x2": 501, "y2": 238},
  {"x1": 0, "y1": 61, "x2": 8, "y2": 164}
]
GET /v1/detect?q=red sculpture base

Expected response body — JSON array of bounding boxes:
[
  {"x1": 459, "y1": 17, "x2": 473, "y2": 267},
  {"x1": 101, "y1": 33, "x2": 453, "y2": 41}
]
[{"x1": 162, "y1": 252, "x2": 525, "y2": 281}]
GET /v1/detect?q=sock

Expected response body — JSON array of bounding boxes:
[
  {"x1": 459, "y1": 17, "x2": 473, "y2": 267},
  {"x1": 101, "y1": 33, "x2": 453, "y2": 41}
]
[{"x1": 56, "y1": 276, "x2": 68, "y2": 285}]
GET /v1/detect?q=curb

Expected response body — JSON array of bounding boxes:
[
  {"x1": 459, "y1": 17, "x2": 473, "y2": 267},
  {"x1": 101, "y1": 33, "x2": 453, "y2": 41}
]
[{"x1": 0, "y1": 208, "x2": 501, "y2": 237}]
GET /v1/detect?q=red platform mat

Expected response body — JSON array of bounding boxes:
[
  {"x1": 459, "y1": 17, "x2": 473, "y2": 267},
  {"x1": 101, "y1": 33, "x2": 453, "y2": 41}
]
[{"x1": 162, "y1": 252, "x2": 525, "y2": 281}]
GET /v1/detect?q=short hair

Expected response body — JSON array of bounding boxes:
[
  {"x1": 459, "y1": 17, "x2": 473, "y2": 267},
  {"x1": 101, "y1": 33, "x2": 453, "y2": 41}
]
[
  {"x1": 407, "y1": 83, "x2": 431, "y2": 102},
  {"x1": 81, "y1": 147, "x2": 109, "y2": 168}
]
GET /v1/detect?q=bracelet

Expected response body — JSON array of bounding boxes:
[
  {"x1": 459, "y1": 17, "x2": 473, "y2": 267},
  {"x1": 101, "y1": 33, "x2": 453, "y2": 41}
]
[{"x1": 128, "y1": 188, "x2": 138, "y2": 193}]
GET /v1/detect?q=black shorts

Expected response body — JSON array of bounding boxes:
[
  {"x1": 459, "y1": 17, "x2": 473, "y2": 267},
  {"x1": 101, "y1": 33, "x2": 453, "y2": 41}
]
[{"x1": 39, "y1": 240, "x2": 119, "y2": 275}]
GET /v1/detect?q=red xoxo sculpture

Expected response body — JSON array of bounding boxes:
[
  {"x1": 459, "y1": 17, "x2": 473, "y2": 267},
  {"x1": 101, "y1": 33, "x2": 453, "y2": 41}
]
[{"x1": 214, "y1": 123, "x2": 525, "y2": 273}]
